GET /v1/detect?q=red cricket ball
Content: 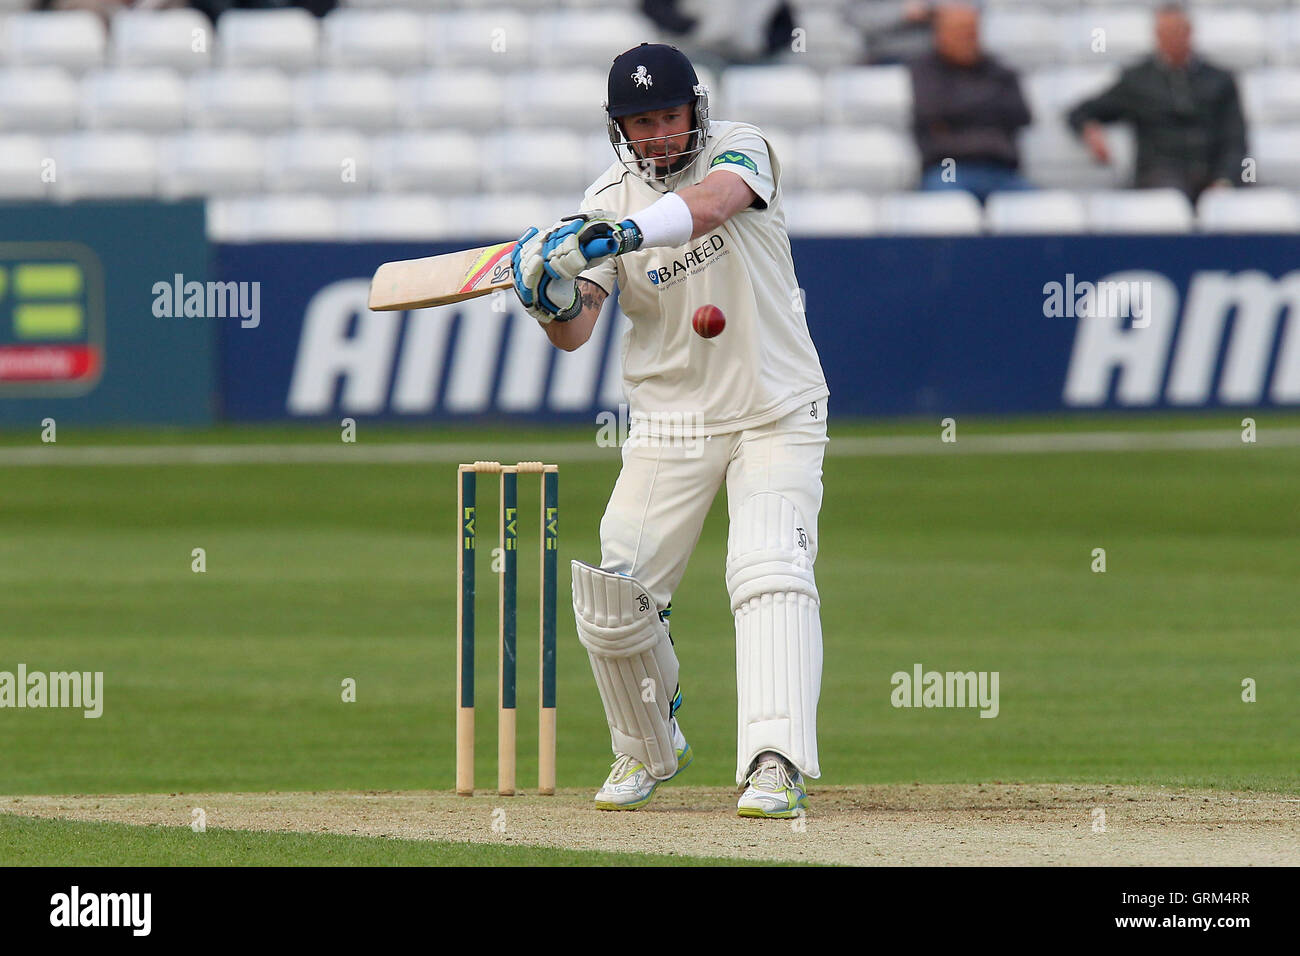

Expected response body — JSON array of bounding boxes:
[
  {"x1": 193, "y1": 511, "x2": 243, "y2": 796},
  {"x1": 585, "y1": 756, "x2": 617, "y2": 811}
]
[{"x1": 692, "y1": 304, "x2": 726, "y2": 339}]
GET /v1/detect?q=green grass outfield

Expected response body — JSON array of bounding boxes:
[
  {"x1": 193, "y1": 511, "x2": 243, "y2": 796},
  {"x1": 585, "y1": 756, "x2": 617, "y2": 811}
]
[
  {"x1": 0, "y1": 815, "x2": 763, "y2": 867},
  {"x1": 2, "y1": 414, "x2": 1296, "y2": 813}
]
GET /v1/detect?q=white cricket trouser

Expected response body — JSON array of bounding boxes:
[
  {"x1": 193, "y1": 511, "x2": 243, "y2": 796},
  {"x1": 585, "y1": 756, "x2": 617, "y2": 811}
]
[{"x1": 597, "y1": 397, "x2": 829, "y2": 775}]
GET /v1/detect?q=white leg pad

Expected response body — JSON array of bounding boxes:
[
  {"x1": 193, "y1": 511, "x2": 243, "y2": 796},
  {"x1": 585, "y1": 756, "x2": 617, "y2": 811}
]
[
  {"x1": 727, "y1": 492, "x2": 822, "y2": 783},
  {"x1": 571, "y1": 560, "x2": 680, "y2": 780}
]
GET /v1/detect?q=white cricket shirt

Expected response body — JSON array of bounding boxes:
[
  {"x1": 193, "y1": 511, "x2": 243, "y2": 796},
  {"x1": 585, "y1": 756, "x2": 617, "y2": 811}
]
[{"x1": 578, "y1": 120, "x2": 829, "y2": 436}]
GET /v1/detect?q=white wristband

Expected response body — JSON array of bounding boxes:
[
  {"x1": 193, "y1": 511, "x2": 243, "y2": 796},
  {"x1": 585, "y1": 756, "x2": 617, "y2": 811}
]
[{"x1": 629, "y1": 192, "x2": 693, "y2": 250}]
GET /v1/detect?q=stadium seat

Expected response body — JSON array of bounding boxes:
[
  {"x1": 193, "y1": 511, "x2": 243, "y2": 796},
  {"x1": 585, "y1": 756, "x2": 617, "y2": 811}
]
[
  {"x1": 1239, "y1": 68, "x2": 1300, "y2": 126},
  {"x1": 1190, "y1": 10, "x2": 1267, "y2": 70},
  {"x1": 1263, "y1": 10, "x2": 1300, "y2": 67},
  {"x1": 81, "y1": 69, "x2": 187, "y2": 130},
  {"x1": 1019, "y1": 122, "x2": 1135, "y2": 189},
  {"x1": 294, "y1": 69, "x2": 399, "y2": 129},
  {"x1": 208, "y1": 195, "x2": 341, "y2": 241},
  {"x1": 428, "y1": 10, "x2": 533, "y2": 67},
  {"x1": 0, "y1": 68, "x2": 80, "y2": 130},
  {"x1": 782, "y1": 191, "x2": 879, "y2": 236},
  {"x1": 804, "y1": 127, "x2": 918, "y2": 191},
  {"x1": 482, "y1": 131, "x2": 590, "y2": 193},
  {"x1": 825, "y1": 66, "x2": 912, "y2": 128},
  {"x1": 264, "y1": 130, "x2": 371, "y2": 193},
  {"x1": 111, "y1": 9, "x2": 213, "y2": 72},
  {"x1": 2, "y1": 12, "x2": 107, "y2": 71},
  {"x1": 1021, "y1": 66, "x2": 1119, "y2": 126},
  {"x1": 1250, "y1": 126, "x2": 1300, "y2": 187},
  {"x1": 321, "y1": 9, "x2": 427, "y2": 69},
  {"x1": 876, "y1": 192, "x2": 983, "y2": 235},
  {"x1": 502, "y1": 69, "x2": 608, "y2": 129},
  {"x1": 722, "y1": 66, "x2": 825, "y2": 129},
  {"x1": 985, "y1": 190, "x2": 1088, "y2": 233},
  {"x1": 778, "y1": 8, "x2": 864, "y2": 70},
  {"x1": 443, "y1": 193, "x2": 573, "y2": 239},
  {"x1": 583, "y1": 131, "x2": 620, "y2": 184},
  {"x1": 1197, "y1": 187, "x2": 1300, "y2": 232},
  {"x1": 371, "y1": 131, "x2": 482, "y2": 193},
  {"x1": 1058, "y1": 8, "x2": 1154, "y2": 65},
  {"x1": 217, "y1": 9, "x2": 319, "y2": 70},
  {"x1": 0, "y1": 134, "x2": 48, "y2": 200},
  {"x1": 339, "y1": 195, "x2": 455, "y2": 241},
  {"x1": 1086, "y1": 188, "x2": 1194, "y2": 233},
  {"x1": 49, "y1": 132, "x2": 158, "y2": 200},
  {"x1": 532, "y1": 11, "x2": 648, "y2": 68},
  {"x1": 157, "y1": 131, "x2": 265, "y2": 198},
  {"x1": 982, "y1": 10, "x2": 1061, "y2": 69},
  {"x1": 759, "y1": 127, "x2": 802, "y2": 187},
  {"x1": 186, "y1": 69, "x2": 295, "y2": 130},
  {"x1": 397, "y1": 70, "x2": 505, "y2": 130}
]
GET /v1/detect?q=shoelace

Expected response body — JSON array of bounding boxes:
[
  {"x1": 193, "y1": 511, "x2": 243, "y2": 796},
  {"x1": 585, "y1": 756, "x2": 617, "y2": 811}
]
[
  {"x1": 752, "y1": 759, "x2": 789, "y2": 791},
  {"x1": 609, "y1": 753, "x2": 640, "y2": 780}
]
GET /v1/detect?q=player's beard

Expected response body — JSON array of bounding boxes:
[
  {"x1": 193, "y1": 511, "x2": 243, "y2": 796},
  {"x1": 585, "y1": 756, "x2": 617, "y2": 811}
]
[{"x1": 635, "y1": 137, "x2": 695, "y2": 179}]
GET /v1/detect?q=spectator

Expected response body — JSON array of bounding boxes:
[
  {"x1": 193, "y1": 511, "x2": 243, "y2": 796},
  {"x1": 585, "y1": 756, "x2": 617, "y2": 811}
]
[
  {"x1": 1067, "y1": 3, "x2": 1247, "y2": 201},
  {"x1": 910, "y1": 2, "x2": 1033, "y2": 201},
  {"x1": 642, "y1": 0, "x2": 794, "y2": 67},
  {"x1": 849, "y1": 0, "x2": 934, "y2": 66}
]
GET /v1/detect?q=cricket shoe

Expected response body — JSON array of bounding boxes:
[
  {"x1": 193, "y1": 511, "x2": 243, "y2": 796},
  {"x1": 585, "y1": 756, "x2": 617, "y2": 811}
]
[
  {"x1": 737, "y1": 752, "x2": 807, "y2": 819},
  {"x1": 594, "y1": 719, "x2": 692, "y2": 810}
]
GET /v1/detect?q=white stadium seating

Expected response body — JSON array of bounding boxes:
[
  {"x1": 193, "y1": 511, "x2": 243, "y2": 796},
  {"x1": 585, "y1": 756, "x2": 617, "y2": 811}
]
[
  {"x1": 338, "y1": 194, "x2": 454, "y2": 241},
  {"x1": 209, "y1": 195, "x2": 340, "y2": 241},
  {"x1": 1085, "y1": 188, "x2": 1195, "y2": 233},
  {"x1": 321, "y1": 9, "x2": 427, "y2": 70},
  {"x1": 1239, "y1": 68, "x2": 1300, "y2": 126},
  {"x1": 427, "y1": 10, "x2": 533, "y2": 68},
  {"x1": 371, "y1": 131, "x2": 483, "y2": 193},
  {"x1": 803, "y1": 127, "x2": 918, "y2": 191},
  {"x1": 186, "y1": 69, "x2": 295, "y2": 130},
  {"x1": 294, "y1": 69, "x2": 400, "y2": 129},
  {"x1": 876, "y1": 192, "x2": 983, "y2": 235},
  {"x1": 49, "y1": 132, "x2": 158, "y2": 200},
  {"x1": 532, "y1": 11, "x2": 647, "y2": 68},
  {"x1": 1249, "y1": 126, "x2": 1300, "y2": 186},
  {"x1": 502, "y1": 69, "x2": 607, "y2": 129},
  {"x1": 396, "y1": 70, "x2": 506, "y2": 130},
  {"x1": 1190, "y1": 10, "x2": 1267, "y2": 71},
  {"x1": 1197, "y1": 187, "x2": 1300, "y2": 232},
  {"x1": 0, "y1": 68, "x2": 80, "y2": 130},
  {"x1": 0, "y1": 2, "x2": 1295, "y2": 236},
  {"x1": 0, "y1": 134, "x2": 48, "y2": 199},
  {"x1": 217, "y1": 9, "x2": 319, "y2": 70},
  {"x1": 722, "y1": 66, "x2": 825, "y2": 129},
  {"x1": 985, "y1": 190, "x2": 1088, "y2": 233},
  {"x1": 825, "y1": 66, "x2": 912, "y2": 129},
  {"x1": 482, "y1": 130, "x2": 591, "y2": 193},
  {"x1": 157, "y1": 130, "x2": 265, "y2": 198},
  {"x1": 110, "y1": 9, "x2": 213, "y2": 72},
  {"x1": 80, "y1": 68, "x2": 187, "y2": 130},
  {"x1": 781, "y1": 191, "x2": 878, "y2": 236},
  {"x1": 2, "y1": 12, "x2": 107, "y2": 71},
  {"x1": 263, "y1": 129, "x2": 372, "y2": 193}
]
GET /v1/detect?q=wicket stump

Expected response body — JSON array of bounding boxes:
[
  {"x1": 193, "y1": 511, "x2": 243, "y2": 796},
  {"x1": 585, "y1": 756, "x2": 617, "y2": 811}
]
[{"x1": 456, "y1": 461, "x2": 557, "y2": 796}]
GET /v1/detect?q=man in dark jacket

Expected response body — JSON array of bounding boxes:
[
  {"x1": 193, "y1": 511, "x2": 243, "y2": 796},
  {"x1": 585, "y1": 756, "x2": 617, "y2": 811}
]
[
  {"x1": 1067, "y1": 3, "x2": 1247, "y2": 200},
  {"x1": 910, "y1": 2, "x2": 1034, "y2": 201}
]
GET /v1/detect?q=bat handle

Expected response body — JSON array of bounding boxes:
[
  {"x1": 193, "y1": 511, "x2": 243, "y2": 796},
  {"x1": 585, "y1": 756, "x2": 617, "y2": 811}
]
[{"x1": 580, "y1": 237, "x2": 619, "y2": 260}]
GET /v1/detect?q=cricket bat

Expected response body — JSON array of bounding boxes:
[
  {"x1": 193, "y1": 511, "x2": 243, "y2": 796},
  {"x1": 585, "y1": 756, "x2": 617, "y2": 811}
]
[
  {"x1": 367, "y1": 236, "x2": 619, "y2": 312},
  {"x1": 368, "y1": 241, "x2": 517, "y2": 311}
]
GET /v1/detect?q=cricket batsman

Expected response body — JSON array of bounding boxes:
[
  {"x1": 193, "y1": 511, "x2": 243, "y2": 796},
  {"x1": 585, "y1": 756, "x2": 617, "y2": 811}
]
[{"x1": 511, "y1": 43, "x2": 829, "y2": 818}]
